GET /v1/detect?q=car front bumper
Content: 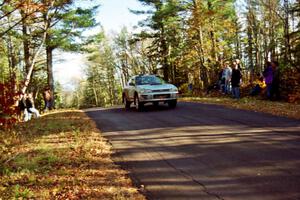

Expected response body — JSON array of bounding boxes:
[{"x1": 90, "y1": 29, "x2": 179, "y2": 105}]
[{"x1": 138, "y1": 92, "x2": 178, "y2": 102}]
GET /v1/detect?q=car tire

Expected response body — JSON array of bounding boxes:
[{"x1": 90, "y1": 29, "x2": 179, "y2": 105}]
[
  {"x1": 134, "y1": 95, "x2": 144, "y2": 111},
  {"x1": 123, "y1": 95, "x2": 131, "y2": 109},
  {"x1": 168, "y1": 100, "x2": 177, "y2": 108}
]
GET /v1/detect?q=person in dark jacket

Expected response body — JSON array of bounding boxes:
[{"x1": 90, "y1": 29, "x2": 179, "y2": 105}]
[
  {"x1": 231, "y1": 60, "x2": 242, "y2": 99},
  {"x1": 18, "y1": 93, "x2": 30, "y2": 121},
  {"x1": 43, "y1": 87, "x2": 52, "y2": 112},
  {"x1": 263, "y1": 61, "x2": 273, "y2": 99},
  {"x1": 270, "y1": 61, "x2": 280, "y2": 100}
]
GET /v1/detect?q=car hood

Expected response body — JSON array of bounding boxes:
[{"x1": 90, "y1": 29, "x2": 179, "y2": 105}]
[{"x1": 137, "y1": 84, "x2": 177, "y2": 90}]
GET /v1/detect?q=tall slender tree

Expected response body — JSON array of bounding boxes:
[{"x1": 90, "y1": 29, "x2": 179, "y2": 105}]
[{"x1": 43, "y1": 1, "x2": 98, "y2": 108}]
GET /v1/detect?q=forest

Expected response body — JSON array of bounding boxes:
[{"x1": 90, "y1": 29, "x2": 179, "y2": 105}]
[{"x1": 0, "y1": 0, "x2": 300, "y2": 124}]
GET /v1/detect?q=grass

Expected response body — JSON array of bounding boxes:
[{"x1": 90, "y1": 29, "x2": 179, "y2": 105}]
[
  {"x1": 0, "y1": 110, "x2": 146, "y2": 200},
  {"x1": 181, "y1": 95, "x2": 300, "y2": 120}
]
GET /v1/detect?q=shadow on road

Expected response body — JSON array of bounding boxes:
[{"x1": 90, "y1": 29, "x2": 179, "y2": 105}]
[{"x1": 85, "y1": 102, "x2": 300, "y2": 200}]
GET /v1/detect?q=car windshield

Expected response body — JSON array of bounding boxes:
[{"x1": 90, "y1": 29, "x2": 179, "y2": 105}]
[{"x1": 136, "y1": 76, "x2": 165, "y2": 85}]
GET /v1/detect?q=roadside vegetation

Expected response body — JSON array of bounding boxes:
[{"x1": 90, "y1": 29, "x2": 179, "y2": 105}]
[
  {"x1": 0, "y1": 110, "x2": 145, "y2": 200},
  {"x1": 181, "y1": 94, "x2": 300, "y2": 120}
]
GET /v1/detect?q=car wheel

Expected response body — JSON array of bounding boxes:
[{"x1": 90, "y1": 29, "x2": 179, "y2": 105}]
[
  {"x1": 134, "y1": 95, "x2": 144, "y2": 111},
  {"x1": 123, "y1": 95, "x2": 131, "y2": 109},
  {"x1": 168, "y1": 100, "x2": 177, "y2": 108}
]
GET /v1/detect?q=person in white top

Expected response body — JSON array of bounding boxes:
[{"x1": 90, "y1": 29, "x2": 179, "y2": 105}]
[{"x1": 223, "y1": 61, "x2": 232, "y2": 94}]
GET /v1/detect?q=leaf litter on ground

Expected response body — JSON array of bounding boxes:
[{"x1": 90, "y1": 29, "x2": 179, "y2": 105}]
[
  {"x1": 181, "y1": 96, "x2": 300, "y2": 120},
  {"x1": 0, "y1": 110, "x2": 146, "y2": 200}
]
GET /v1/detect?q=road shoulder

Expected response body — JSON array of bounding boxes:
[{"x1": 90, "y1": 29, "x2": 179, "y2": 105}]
[{"x1": 180, "y1": 96, "x2": 300, "y2": 120}]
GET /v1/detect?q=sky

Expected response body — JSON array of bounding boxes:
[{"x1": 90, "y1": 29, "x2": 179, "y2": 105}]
[
  {"x1": 97, "y1": 0, "x2": 147, "y2": 33},
  {"x1": 54, "y1": 0, "x2": 147, "y2": 90}
]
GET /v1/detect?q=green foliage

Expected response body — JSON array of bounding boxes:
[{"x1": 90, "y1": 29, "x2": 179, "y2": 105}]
[
  {"x1": 13, "y1": 185, "x2": 34, "y2": 199},
  {"x1": 0, "y1": 0, "x2": 299, "y2": 110},
  {"x1": 0, "y1": 0, "x2": 99, "y2": 112},
  {"x1": 74, "y1": 32, "x2": 121, "y2": 108},
  {"x1": 47, "y1": 5, "x2": 98, "y2": 51}
]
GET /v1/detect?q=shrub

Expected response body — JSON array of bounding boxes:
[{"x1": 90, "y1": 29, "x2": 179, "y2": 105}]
[{"x1": 0, "y1": 81, "x2": 19, "y2": 128}]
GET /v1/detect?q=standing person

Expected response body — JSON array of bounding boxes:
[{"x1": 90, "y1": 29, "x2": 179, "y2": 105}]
[
  {"x1": 263, "y1": 61, "x2": 273, "y2": 100},
  {"x1": 18, "y1": 93, "x2": 30, "y2": 122},
  {"x1": 223, "y1": 61, "x2": 232, "y2": 94},
  {"x1": 26, "y1": 92, "x2": 40, "y2": 119},
  {"x1": 231, "y1": 60, "x2": 242, "y2": 99},
  {"x1": 43, "y1": 87, "x2": 52, "y2": 112},
  {"x1": 218, "y1": 66, "x2": 224, "y2": 92},
  {"x1": 235, "y1": 59, "x2": 242, "y2": 84},
  {"x1": 271, "y1": 61, "x2": 280, "y2": 100}
]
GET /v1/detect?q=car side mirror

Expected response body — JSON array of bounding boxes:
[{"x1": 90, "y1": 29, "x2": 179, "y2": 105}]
[{"x1": 129, "y1": 82, "x2": 135, "y2": 86}]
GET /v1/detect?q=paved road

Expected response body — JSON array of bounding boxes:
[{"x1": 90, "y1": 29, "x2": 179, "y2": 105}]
[{"x1": 85, "y1": 102, "x2": 300, "y2": 200}]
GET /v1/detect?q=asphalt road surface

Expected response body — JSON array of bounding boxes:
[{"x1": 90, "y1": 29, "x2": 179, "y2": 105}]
[{"x1": 85, "y1": 102, "x2": 300, "y2": 200}]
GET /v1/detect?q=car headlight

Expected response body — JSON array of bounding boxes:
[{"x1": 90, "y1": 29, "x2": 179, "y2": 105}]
[
  {"x1": 170, "y1": 87, "x2": 178, "y2": 92},
  {"x1": 140, "y1": 89, "x2": 152, "y2": 94}
]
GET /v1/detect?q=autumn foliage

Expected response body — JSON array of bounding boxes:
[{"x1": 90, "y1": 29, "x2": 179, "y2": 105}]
[
  {"x1": 0, "y1": 81, "x2": 19, "y2": 128},
  {"x1": 281, "y1": 67, "x2": 300, "y2": 103}
]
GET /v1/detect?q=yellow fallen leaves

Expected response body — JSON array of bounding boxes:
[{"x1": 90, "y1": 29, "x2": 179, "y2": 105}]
[
  {"x1": 181, "y1": 96, "x2": 300, "y2": 120},
  {"x1": 0, "y1": 110, "x2": 146, "y2": 200}
]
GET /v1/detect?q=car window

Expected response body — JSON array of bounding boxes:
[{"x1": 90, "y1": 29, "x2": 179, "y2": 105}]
[{"x1": 135, "y1": 76, "x2": 165, "y2": 85}]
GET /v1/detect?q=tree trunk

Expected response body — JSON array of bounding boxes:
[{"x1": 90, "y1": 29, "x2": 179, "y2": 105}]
[
  {"x1": 160, "y1": 26, "x2": 169, "y2": 81},
  {"x1": 21, "y1": 13, "x2": 48, "y2": 94},
  {"x1": 6, "y1": 35, "x2": 18, "y2": 93},
  {"x1": 234, "y1": 18, "x2": 242, "y2": 59},
  {"x1": 247, "y1": 22, "x2": 254, "y2": 81},
  {"x1": 284, "y1": 0, "x2": 291, "y2": 65},
  {"x1": 198, "y1": 26, "x2": 208, "y2": 89},
  {"x1": 92, "y1": 79, "x2": 98, "y2": 106},
  {"x1": 21, "y1": 10, "x2": 31, "y2": 75},
  {"x1": 21, "y1": 37, "x2": 46, "y2": 94},
  {"x1": 46, "y1": 45, "x2": 55, "y2": 109},
  {"x1": 208, "y1": 1, "x2": 218, "y2": 63}
]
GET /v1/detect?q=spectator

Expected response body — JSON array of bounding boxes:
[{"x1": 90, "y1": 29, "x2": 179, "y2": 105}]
[
  {"x1": 250, "y1": 73, "x2": 266, "y2": 96},
  {"x1": 18, "y1": 93, "x2": 30, "y2": 122},
  {"x1": 235, "y1": 59, "x2": 243, "y2": 84},
  {"x1": 218, "y1": 66, "x2": 225, "y2": 92},
  {"x1": 188, "y1": 83, "x2": 193, "y2": 92},
  {"x1": 223, "y1": 61, "x2": 232, "y2": 94},
  {"x1": 263, "y1": 61, "x2": 273, "y2": 99},
  {"x1": 43, "y1": 87, "x2": 52, "y2": 112},
  {"x1": 231, "y1": 60, "x2": 242, "y2": 99},
  {"x1": 26, "y1": 92, "x2": 40, "y2": 119},
  {"x1": 271, "y1": 61, "x2": 280, "y2": 100}
]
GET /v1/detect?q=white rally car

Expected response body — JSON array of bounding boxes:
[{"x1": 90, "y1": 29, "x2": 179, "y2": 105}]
[{"x1": 122, "y1": 75, "x2": 178, "y2": 110}]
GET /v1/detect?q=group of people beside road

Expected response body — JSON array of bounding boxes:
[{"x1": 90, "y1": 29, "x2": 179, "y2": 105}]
[
  {"x1": 249, "y1": 61, "x2": 280, "y2": 100},
  {"x1": 16, "y1": 87, "x2": 53, "y2": 122},
  {"x1": 218, "y1": 59, "x2": 280, "y2": 100},
  {"x1": 219, "y1": 59, "x2": 243, "y2": 99},
  {"x1": 17, "y1": 92, "x2": 41, "y2": 122}
]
